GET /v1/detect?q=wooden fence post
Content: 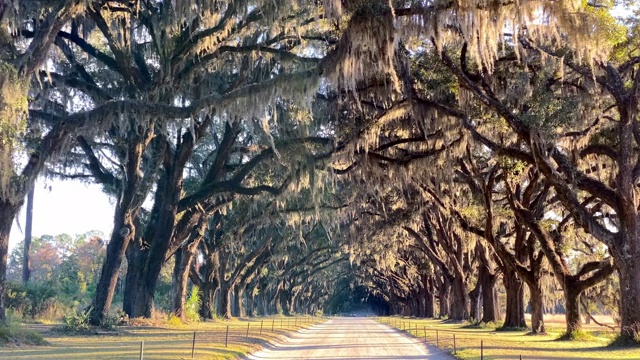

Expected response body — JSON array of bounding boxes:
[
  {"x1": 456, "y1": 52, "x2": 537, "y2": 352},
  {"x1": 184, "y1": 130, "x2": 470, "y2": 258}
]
[
  {"x1": 139, "y1": 341, "x2": 144, "y2": 360},
  {"x1": 481, "y1": 340, "x2": 484, "y2": 360},
  {"x1": 260, "y1": 320, "x2": 264, "y2": 335},
  {"x1": 453, "y1": 334, "x2": 456, "y2": 354},
  {"x1": 225, "y1": 326, "x2": 229, "y2": 347},
  {"x1": 191, "y1": 331, "x2": 196, "y2": 358},
  {"x1": 246, "y1": 322, "x2": 250, "y2": 340}
]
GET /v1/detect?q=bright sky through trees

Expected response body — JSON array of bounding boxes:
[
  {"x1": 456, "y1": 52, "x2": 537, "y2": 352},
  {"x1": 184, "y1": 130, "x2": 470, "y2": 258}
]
[{"x1": 9, "y1": 179, "x2": 113, "y2": 250}]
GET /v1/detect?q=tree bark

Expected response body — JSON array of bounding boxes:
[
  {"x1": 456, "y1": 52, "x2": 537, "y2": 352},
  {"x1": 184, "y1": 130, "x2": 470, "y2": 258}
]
[
  {"x1": 528, "y1": 282, "x2": 546, "y2": 334},
  {"x1": 122, "y1": 241, "x2": 146, "y2": 318},
  {"x1": 232, "y1": 285, "x2": 241, "y2": 317},
  {"x1": 288, "y1": 288, "x2": 299, "y2": 315},
  {"x1": 192, "y1": 250, "x2": 218, "y2": 320},
  {"x1": 199, "y1": 281, "x2": 216, "y2": 320},
  {"x1": 479, "y1": 268, "x2": 498, "y2": 323},
  {"x1": 22, "y1": 187, "x2": 34, "y2": 284},
  {"x1": 616, "y1": 259, "x2": 640, "y2": 340},
  {"x1": 237, "y1": 285, "x2": 247, "y2": 317},
  {"x1": 133, "y1": 199, "x2": 179, "y2": 318},
  {"x1": 564, "y1": 282, "x2": 582, "y2": 336},
  {"x1": 422, "y1": 274, "x2": 435, "y2": 318},
  {"x1": 259, "y1": 293, "x2": 268, "y2": 316},
  {"x1": 218, "y1": 280, "x2": 232, "y2": 318},
  {"x1": 90, "y1": 209, "x2": 135, "y2": 325},
  {"x1": 424, "y1": 289, "x2": 435, "y2": 318},
  {"x1": 171, "y1": 233, "x2": 202, "y2": 320},
  {"x1": 0, "y1": 202, "x2": 20, "y2": 322},
  {"x1": 502, "y1": 267, "x2": 526, "y2": 329},
  {"x1": 417, "y1": 288, "x2": 426, "y2": 318},
  {"x1": 469, "y1": 284, "x2": 481, "y2": 322},
  {"x1": 449, "y1": 276, "x2": 469, "y2": 321},
  {"x1": 246, "y1": 290, "x2": 255, "y2": 317},
  {"x1": 438, "y1": 279, "x2": 450, "y2": 318},
  {"x1": 493, "y1": 286, "x2": 502, "y2": 321},
  {"x1": 171, "y1": 248, "x2": 185, "y2": 319}
]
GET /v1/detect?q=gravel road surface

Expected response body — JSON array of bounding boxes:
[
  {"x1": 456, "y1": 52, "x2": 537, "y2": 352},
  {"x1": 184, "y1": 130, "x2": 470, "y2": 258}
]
[{"x1": 246, "y1": 317, "x2": 454, "y2": 360}]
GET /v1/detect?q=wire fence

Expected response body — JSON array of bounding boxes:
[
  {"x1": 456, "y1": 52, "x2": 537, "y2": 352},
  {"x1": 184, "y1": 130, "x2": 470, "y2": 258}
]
[
  {"x1": 118, "y1": 316, "x2": 324, "y2": 360},
  {"x1": 378, "y1": 317, "x2": 542, "y2": 360}
]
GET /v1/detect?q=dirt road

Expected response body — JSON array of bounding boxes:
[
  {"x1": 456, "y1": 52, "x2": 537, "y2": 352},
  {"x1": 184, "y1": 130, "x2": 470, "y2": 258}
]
[{"x1": 246, "y1": 317, "x2": 454, "y2": 359}]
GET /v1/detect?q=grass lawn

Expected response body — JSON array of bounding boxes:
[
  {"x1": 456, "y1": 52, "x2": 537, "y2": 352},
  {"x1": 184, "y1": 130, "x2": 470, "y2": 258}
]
[
  {"x1": 0, "y1": 315, "x2": 325, "y2": 359},
  {"x1": 377, "y1": 316, "x2": 640, "y2": 360}
]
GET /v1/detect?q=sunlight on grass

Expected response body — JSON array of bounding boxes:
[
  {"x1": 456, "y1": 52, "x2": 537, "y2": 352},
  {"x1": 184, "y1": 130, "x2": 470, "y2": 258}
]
[
  {"x1": 0, "y1": 315, "x2": 326, "y2": 359},
  {"x1": 377, "y1": 316, "x2": 640, "y2": 360}
]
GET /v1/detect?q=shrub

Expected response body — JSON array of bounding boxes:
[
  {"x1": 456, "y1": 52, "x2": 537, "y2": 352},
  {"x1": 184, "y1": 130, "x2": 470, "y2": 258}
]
[
  {"x1": 167, "y1": 314, "x2": 183, "y2": 327},
  {"x1": 62, "y1": 308, "x2": 91, "y2": 332},
  {"x1": 100, "y1": 311, "x2": 125, "y2": 331},
  {"x1": 185, "y1": 286, "x2": 201, "y2": 323},
  {"x1": 4, "y1": 282, "x2": 62, "y2": 320}
]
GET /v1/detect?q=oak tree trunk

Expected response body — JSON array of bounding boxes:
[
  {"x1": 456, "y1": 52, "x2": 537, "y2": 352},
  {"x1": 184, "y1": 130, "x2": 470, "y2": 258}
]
[
  {"x1": 90, "y1": 209, "x2": 135, "y2": 325},
  {"x1": 22, "y1": 187, "x2": 33, "y2": 284},
  {"x1": 246, "y1": 291, "x2": 255, "y2": 317},
  {"x1": 171, "y1": 229, "x2": 203, "y2": 320},
  {"x1": 237, "y1": 285, "x2": 247, "y2": 317},
  {"x1": 493, "y1": 287, "x2": 502, "y2": 321},
  {"x1": 0, "y1": 201, "x2": 20, "y2": 322},
  {"x1": 616, "y1": 259, "x2": 640, "y2": 340},
  {"x1": 171, "y1": 248, "x2": 185, "y2": 319},
  {"x1": 422, "y1": 274, "x2": 435, "y2": 318},
  {"x1": 502, "y1": 268, "x2": 526, "y2": 329},
  {"x1": 480, "y1": 271, "x2": 498, "y2": 323},
  {"x1": 199, "y1": 281, "x2": 216, "y2": 320},
  {"x1": 123, "y1": 242, "x2": 146, "y2": 318},
  {"x1": 438, "y1": 282, "x2": 450, "y2": 318},
  {"x1": 218, "y1": 281, "x2": 232, "y2": 318},
  {"x1": 449, "y1": 276, "x2": 469, "y2": 321},
  {"x1": 564, "y1": 283, "x2": 582, "y2": 336},
  {"x1": 469, "y1": 285, "x2": 481, "y2": 322},
  {"x1": 424, "y1": 290, "x2": 435, "y2": 318},
  {"x1": 232, "y1": 285, "x2": 241, "y2": 317},
  {"x1": 529, "y1": 283, "x2": 546, "y2": 334}
]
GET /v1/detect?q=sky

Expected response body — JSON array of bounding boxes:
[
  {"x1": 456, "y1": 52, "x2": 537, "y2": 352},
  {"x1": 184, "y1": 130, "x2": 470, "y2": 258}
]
[{"x1": 9, "y1": 179, "x2": 115, "y2": 251}]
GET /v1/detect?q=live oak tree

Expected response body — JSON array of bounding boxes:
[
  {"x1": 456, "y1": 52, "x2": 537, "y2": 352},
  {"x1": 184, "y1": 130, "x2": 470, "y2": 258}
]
[
  {"x1": 2, "y1": 0, "x2": 635, "y2": 338},
  {"x1": 0, "y1": 0, "x2": 93, "y2": 322},
  {"x1": 435, "y1": 21, "x2": 639, "y2": 338},
  {"x1": 456, "y1": 160, "x2": 550, "y2": 333},
  {"x1": 32, "y1": 0, "x2": 330, "y2": 323}
]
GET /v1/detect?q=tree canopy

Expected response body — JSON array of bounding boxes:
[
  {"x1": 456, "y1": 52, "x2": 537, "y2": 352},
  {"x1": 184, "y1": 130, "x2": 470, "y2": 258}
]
[{"x1": 1, "y1": 0, "x2": 639, "y2": 344}]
